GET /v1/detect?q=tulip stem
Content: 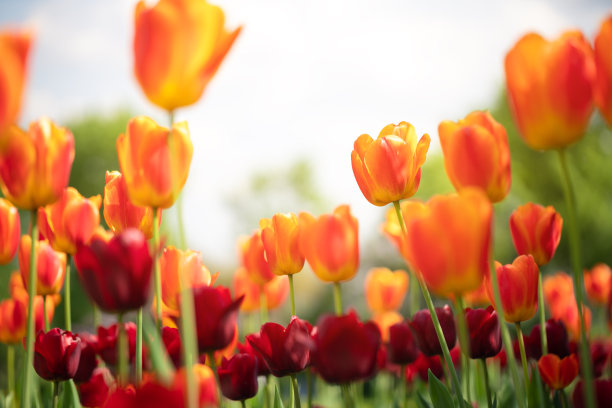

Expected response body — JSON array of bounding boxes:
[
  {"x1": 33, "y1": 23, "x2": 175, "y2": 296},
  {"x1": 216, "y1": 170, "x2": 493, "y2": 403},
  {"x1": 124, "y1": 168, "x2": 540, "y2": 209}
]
[
  {"x1": 52, "y1": 382, "x2": 59, "y2": 408},
  {"x1": 92, "y1": 303, "x2": 101, "y2": 329},
  {"x1": 117, "y1": 313, "x2": 128, "y2": 386},
  {"x1": 559, "y1": 389, "x2": 569, "y2": 408},
  {"x1": 241, "y1": 401, "x2": 247, "y2": 408},
  {"x1": 289, "y1": 275, "x2": 296, "y2": 316},
  {"x1": 22, "y1": 210, "x2": 39, "y2": 408},
  {"x1": 7, "y1": 344, "x2": 14, "y2": 397},
  {"x1": 515, "y1": 322, "x2": 530, "y2": 392},
  {"x1": 341, "y1": 384, "x2": 353, "y2": 408},
  {"x1": 291, "y1": 374, "x2": 301, "y2": 408},
  {"x1": 481, "y1": 359, "x2": 493, "y2": 408},
  {"x1": 400, "y1": 365, "x2": 407, "y2": 408},
  {"x1": 453, "y1": 295, "x2": 471, "y2": 403},
  {"x1": 392, "y1": 201, "x2": 419, "y2": 315},
  {"x1": 136, "y1": 308, "x2": 143, "y2": 383},
  {"x1": 179, "y1": 279, "x2": 198, "y2": 408},
  {"x1": 260, "y1": 290, "x2": 269, "y2": 324},
  {"x1": 153, "y1": 207, "x2": 162, "y2": 333},
  {"x1": 168, "y1": 110, "x2": 187, "y2": 251},
  {"x1": 208, "y1": 352, "x2": 224, "y2": 408},
  {"x1": 537, "y1": 272, "x2": 548, "y2": 355},
  {"x1": 306, "y1": 370, "x2": 313, "y2": 408},
  {"x1": 333, "y1": 282, "x2": 343, "y2": 316},
  {"x1": 43, "y1": 295, "x2": 50, "y2": 331},
  {"x1": 557, "y1": 148, "x2": 594, "y2": 408},
  {"x1": 64, "y1": 255, "x2": 71, "y2": 332}
]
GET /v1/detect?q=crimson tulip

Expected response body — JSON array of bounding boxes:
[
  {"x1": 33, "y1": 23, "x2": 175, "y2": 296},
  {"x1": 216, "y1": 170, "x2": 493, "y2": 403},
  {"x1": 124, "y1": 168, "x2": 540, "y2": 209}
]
[
  {"x1": 406, "y1": 352, "x2": 444, "y2": 382},
  {"x1": 77, "y1": 367, "x2": 114, "y2": 408},
  {"x1": 162, "y1": 326, "x2": 182, "y2": 368},
  {"x1": 410, "y1": 306, "x2": 457, "y2": 357},
  {"x1": 237, "y1": 341, "x2": 270, "y2": 377},
  {"x1": 33, "y1": 328, "x2": 82, "y2": 382},
  {"x1": 192, "y1": 285, "x2": 243, "y2": 352},
  {"x1": 218, "y1": 353, "x2": 258, "y2": 401},
  {"x1": 465, "y1": 306, "x2": 502, "y2": 359},
  {"x1": 386, "y1": 320, "x2": 419, "y2": 365},
  {"x1": 73, "y1": 332, "x2": 98, "y2": 383},
  {"x1": 95, "y1": 323, "x2": 139, "y2": 366},
  {"x1": 573, "y1": 379, "x2": 612, "y2": 408},
  {"x1": 523, "y1": 319, "x2": 570, "y2": 361}
]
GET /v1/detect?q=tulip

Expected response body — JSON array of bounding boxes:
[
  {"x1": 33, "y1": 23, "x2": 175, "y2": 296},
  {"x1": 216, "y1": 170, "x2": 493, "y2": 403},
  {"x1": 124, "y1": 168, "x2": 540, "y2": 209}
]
[
  {"x1": 573, "y1": 379, "x2": 612, "y2": 408},
  {"x1": 543, "y1": 272, "x2": 575, "y2": 315},
  {"x1": 172, "y1": 363, "x2": 218, "y2": 408},
  {"x1": 486, "y1": 255, "x2": 539, "y2": 323},
  {"x1": 74, "y1": 229, "x2": 153, "y2": 313},
  {"x1": 95, "y1": 322, "x2": 139, "y2": 366},
  {"x1": 0, "y1": 198, "x2": 19, "y2": 264},
  {"x1": 33, "y1": 328, "x2": 82, "y2": 382},
  {"x1": 372, "y1": 311, "x2": 403, "y2": 343},
  {"x1": 584, "y1": 263, "x2": 611, "y2": 305},
  {"x1": 0, "y1": 30, "x2": 31, "y2": 128},
  {"x1": 260, "y1": 213, "x2": 305, "y2": 276},
  {"x1": 239, "y1": 230, "x2": 275, "y2": 286},
  {"x1": 438, "y1": 111, "x2": 511, "y2": 202},
  {"x1": 381, "y1": 199, "x2": 427, "y2": 263},
  {"x1": 465, "y1": 306, "x2": 502, "y2": 359},
  {"x1": 162, "y1": 326, "x2": 182, "y2": 368},
  {"x1": 403, "y1": 189, "x2": 492, "y2": 297},
  {"x1": 0, "y1": 117, "x2": 74, "y2": 210},
  {"x1": 133, "y1": 0, "x2": 241, "y2": 111},
  {"x1": 555, "y1": 301, "x2": 592, "y2": 341},
  {"x1": 406, "y1": 352, "x2": 444, "y2": 382},
  {"x1": 386, "y1": 320, "x2": 419, "y2": 366},
  {"x1": 72, "y1": 332, "x2": 98, "y2": 384},
  {"x1": 509, "y1": 202, "x2": 563, "y2": 266},
  {"x1": 462, "y1": 280, "x2": 491, "y2": 307},
  {"x1": 365, "y1": 267, "x2": 409, "y2": 313},
  {"x1": 299, "y1": 205, "x2": 359, "y2": 283},
  {"x1": 19, "y1": 236, "x2": 66, "y2": 296},
  {"x1": 311, "y1": 313, "x2": 381, "y2": 384},
  {"x1": 192, "y1": 285, "x2": 242, "y2": 352},
  {"x1": 595, "y1": 15, "x2": 612, "y2": 126},
  {"x1": 116, "y1": 116, "x2": 193, "y2": 209},
  {"x1": 523, "y1": 319, "x2": 570, "y2": 361},
  {"x1": 589, "y1": 340, "x2": 611, "y2": 378},
  {"x1": 233, "y1": 267, "x2": 288, "y2": 313},
  {"x1": 0, "y1": 297, "x2": 27, "y2": 344},
  {"x1": 505, "y1": 30, "x2": 596, "y2": 150},
  {"x1": 538, "y1": 354, "x2": 579, "y2": 390},
  {"x1": 218, "y1": 353, "x2": 258, "y2": 401},
  {"x1": 105, "y1": 381, "x2": 185, "y2": 408},
  {"x1": 77, "y1": 367, "x2": 115, "y2": 408},
  {"x1": 237, "y1": 341, "x2": 270, "y2": 377},
  {"x1": 410, "y1": 306, "x2": 457, "y2": 357}
]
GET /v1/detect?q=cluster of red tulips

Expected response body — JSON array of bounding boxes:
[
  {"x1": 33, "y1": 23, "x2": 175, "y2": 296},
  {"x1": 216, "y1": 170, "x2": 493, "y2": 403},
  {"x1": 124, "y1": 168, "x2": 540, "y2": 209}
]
[{"x1": 1, "y1": 1, "x2": 612, "y2": 407}]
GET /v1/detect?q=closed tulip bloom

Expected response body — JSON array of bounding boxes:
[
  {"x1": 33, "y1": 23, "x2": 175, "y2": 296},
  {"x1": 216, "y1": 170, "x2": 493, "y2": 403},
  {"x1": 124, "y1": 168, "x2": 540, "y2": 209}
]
[
  {"x1": 410, "y1": 306, "x2": 457, "y2": 356},
  {"x1": 439, "y1": 111, "x2": 511, "y2": 202},
  {"x1": 73, "y1": 332, "x2": 98, "y2": 384},
  {"x1": 105, "y1": 381, "x2": 185, "y2": 408},
  {"x1": 403, "y1": 189, "x2": 492, "y2": 297},
  {"x1": 365, "y1": 267, "x2": 409, "y2": 313},
  {"x1": 239, "y1": 231, "x2": 275, "y2": 286},
  {"x1": 299, "y1": 205, "x2": 359, "y2": 283},
  {"x1": 584, "y1": 263, "x2": 611, "y2": 305},
  {"x1": 505, "y1": 31, "x2": 596, "y2": 150},
  {"x1": 237, "y1": 341, "x2": 270, "y2": 377},
  {"x1": 192, "y1": 285, "x2": 242, "y2": 352},
  {"x1": 74, "y1": 229, "x2": 153, "y2": 313},
  {"x1": 406, "y1": 352, "x2": 445, "y2": 382},
  {"x1": 595, "y1": 15, "x2": 612, "y2": 126},
  {"x1": 77, "y1": 367, "x2": 115, "y2": 408},
  {"x1": 538, "y1": 354, "x2": 579, "y2": 390},
  {"x1": 555, "y1": 301, "x2": 591, "y2": 341},
  {"x1": 386, "y1": 320, "x2": 419, "y2": 365},
  {"x1": 34, "y1": 328, "x2": 82, "y2": 382},
  {"x1": 103, "y1": 171, "x2": 160, "y2": 239},
  {"x1": 218, "y1": 353, "x2": 258, "y2": 401},
  {"x1": 573, "y1": 379, "x2": 612, "y2": 408},
  {"x1": 233, "y1": 267, "x2": 288, "y2": 313},
  {"x1": 523, "y1": 319, "x2": 570, "y2": 361},
  {"x1": 95, "y1": 323, "x2": 139, "y2": 366},
  {"x1": 0, "y1": 118, "x2": 74, "y2": 210},
  {"x1": 351, "y1": 122, "x2": 430, "y2": 206},
  {"x1": 19, "y1": 236, "x2": 66, "y2": 296},
  {"x1": 161, "y1": 326, "x2": 182, "y2": 368},
  {"x1": 117, "y1": 116, "x2": 193, "y2": 209},
  {"x1": 465, "y1": 306, "x2": 502, "y2": 359},
  {"x1": 510, "y1": 203, "x2": 563, "y2": 266},
  {"x1": 38, "y1": 187, "x2": 102, "y2": 255},
  {"x1": 0, "y1": 198, "x2": 19, "y2": 264},
  {"x1": 133, "y1": 0, "x2": 241, "y2": 111},
  {"x1": 543, "y1": 272, "x2": 575, "y2": 315},
  {"x1": 0, "y1": 30, "x2": 31, "y2": 128},
  {"x1": 260, "y1": 213, "x2": 304, "y2": 276}
]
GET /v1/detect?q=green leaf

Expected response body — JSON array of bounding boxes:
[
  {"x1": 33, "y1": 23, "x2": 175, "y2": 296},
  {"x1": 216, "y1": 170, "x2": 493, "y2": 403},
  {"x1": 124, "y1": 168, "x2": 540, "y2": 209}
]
[
  {"x1": 528, "y1": 367, "x2": 552, "y2": 408},
  {"x1": 142, "y1": 314, "x2": 175, "y2": 385},
  {"x1": 428, "y1": 369, "x2": 455, "y2": 408},
  {"x1": 498, "y1": 382, "x2": 516, "y2": 408},
  {"x1": 416, "y1": 391, "x2": 432, "y2": 408},
  {"x1": 274, "y1": 385, "x2": 285, "y2": 408},
  {"x1": 60, "y1": 380, "x2": 82, "y2": 408}
]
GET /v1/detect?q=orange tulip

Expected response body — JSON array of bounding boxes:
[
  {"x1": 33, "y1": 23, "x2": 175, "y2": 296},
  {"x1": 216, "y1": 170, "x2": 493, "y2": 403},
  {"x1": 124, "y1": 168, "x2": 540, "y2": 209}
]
[
  {"x1": 538, "y1": 354, "x2": 579, "y2": 390},
  {"x1": 0, "y1": 30, "x2": 32, "y2": 128},
  {"x1": 543, "y1": 272, "x2": 575, "y2": 316},
  {"x1": 556, "y1": 301, "x2": 591, "y2": 341},
  {"x1": 594, "y1": 15, "x2": 612, "y2": 126},
  {"x1": 133, "y1": 0, "x2": 241, "y2": 111},
  {"x1": 18, "y1": 235, "x2": 66, "y2": 296},
  {"x1": 505, "y1": 31, "x2": 596, "y2": 150},
  {"x1": 381, "y1": 200, "x2": 428, "y2": 263},
  {"x1": 239, "y1": 231, "x2": 275, "y2": 286},
  {"x1": 260, "y1": 213, "x2": 305, "y2": 276},
  {"x1": 172, "y1": 364, "x2": 218, "y2": 408},
  {"x1": 298, "y1": 205, "x2": 359, "y2": 283},
  {"x1": 461, "y1": 280, "x2": 491, "y2": 308},
  {"x1": 0, "y1": 117, "x2": 74, "y2": 210},
  {"x1": 232, "y1": 267, "x2": 288, "y2": 313},
  {"x1": 584, "y1": 263, "x2": 611, "y2": 305},
  {"x1": 487, "y1": 255, "x2": 539, "y2": 323},
  {"x1": 38, "y1": 187, "x2": 102, "y2": 255},
  {"x1": 403, "y1": 189, "x2": 492, "y2": 297},
  {"x1": 117, "y1": 116, "x2": 193, "y2": 209},
  {"x1": 0, "y1": 198, "x2": 20, "y2": 264},
  {"x1": 509, "y1": 203, "x2": 563, "y2": 266},
  {"x1": 364, "y1": 268, "x2": 409, "y2": 313},
  {"x1": 372, "y1": 311, "x2": 403, "y2": 343},
  {"x1": 351, "y1": 122, "x2": 430, "y2": 206},
  {"x1": 438, "y1": 111, "x2": 511, "y2": 203}
]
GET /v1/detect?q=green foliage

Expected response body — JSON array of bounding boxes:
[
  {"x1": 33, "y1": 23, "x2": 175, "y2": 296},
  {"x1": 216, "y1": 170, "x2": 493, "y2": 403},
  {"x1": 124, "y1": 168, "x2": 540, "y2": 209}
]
[{"x1": 427, "y1": 370, "x2": 454, "y2": 408}]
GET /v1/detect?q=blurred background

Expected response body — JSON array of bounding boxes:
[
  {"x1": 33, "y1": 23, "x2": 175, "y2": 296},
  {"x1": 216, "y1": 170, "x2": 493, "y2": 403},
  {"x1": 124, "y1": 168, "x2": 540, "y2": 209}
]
[{"x1": 1, "y1": 0, "x2": 611, "y2": 325}]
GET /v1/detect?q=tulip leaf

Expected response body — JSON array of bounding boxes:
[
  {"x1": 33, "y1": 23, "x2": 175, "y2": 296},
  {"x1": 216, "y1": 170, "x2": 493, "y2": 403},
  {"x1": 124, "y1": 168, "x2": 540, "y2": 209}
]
[
  {"x1": 274, "y1": 385, "x2": 285, "y2": 408},
  {"x1": 60, "y1": 380, "x2": 82, "y2": 408},
  {"x1": 498, "y1": 383, "x2": 516, "y2": 408},
  {"x1": 527, "y1": 367, "x2": 552, "y2": 408},
  {"x1": 142, "y1": 314, "x2": 175, "y2": 385},
  {"x1": 427, "y1": 369, "x2": 455, "y2": 408},
  {"x1": 415, "y1": 391, "x2": 432, "y2": 408}
]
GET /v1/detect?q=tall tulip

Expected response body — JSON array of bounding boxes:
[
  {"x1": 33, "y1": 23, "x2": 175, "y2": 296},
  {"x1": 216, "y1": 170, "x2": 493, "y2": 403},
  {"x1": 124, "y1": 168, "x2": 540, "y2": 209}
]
[
  {"x1": 239, "y1": 230, "x2": 275, "y2": 286},
  {"x1": 509, "y1": 202, "x2": 562, "y2": 266},
  {"x1": 33, "y1": 328, "x2": 82, "y2": 382},
  {"x1": 364, "y1": 267, "x2": 409, "y2": 313},
  {"x1": 0, "y1": 198, "x2": 20, "y2": 264},
  {"x1": 260, "y1": 213, "x2": 304, "y2": 276},
  {"x1": 0, "y1": 30, "x2": 31, "y2": 128},
  {"x1": 594, "y1": 15, "x2": 612, "y2": 127},
  {"x1": 19, "y1": 236, "x2": 66, "y2": 297},
  {"x1": 192, "y1": 285, "x2": 242, "y2": 353}
]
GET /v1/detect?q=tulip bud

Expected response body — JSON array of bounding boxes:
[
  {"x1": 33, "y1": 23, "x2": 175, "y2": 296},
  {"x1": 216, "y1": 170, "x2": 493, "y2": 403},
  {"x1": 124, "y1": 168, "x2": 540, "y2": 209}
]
[
  {"x1": 365, "y1": 268, "x2": 409, "y2": 313},
  {"x1": 77, "y1": 367, "x2": 115, "y2": 408},
  {"x1": 410, "y1": 306, "x2": 457, "y2": 357},
  {"x1": 584, "y1": 263, "x2": 611, "y2": 305},
  {"x1": 523, "y1": 319, "x2": 570, "y2": 361},
  {"x1": 386, "y1": 321, "x2": 419, "y2": 366},
  {"x1": 239, "y1": 230, "x2": 275, "y2": 286},
  {"x1": 260, "y1": 213, "x2": 305, "y2": 276},
  {"x1": 19, "y1": 236, "x2": 66, "y2": 296},
  {"x1": 192, "y1": 285, "x2": 243, "y2": 352},
  {"x1": 465, "y1": 306, "x2": 502, "y2": 359},
  {"x1": 218, "y1": 353, "x2": 258, "y2": 401},
  {"x1": 34, "y1": 328, "x2": 82, "y2": 382}
]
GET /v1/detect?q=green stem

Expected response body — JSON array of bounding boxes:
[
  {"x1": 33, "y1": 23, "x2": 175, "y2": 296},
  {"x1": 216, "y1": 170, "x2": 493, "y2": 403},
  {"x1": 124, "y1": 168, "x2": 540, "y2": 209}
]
[
  {"x1": 515, "y1": 322, "x2": 530, "y2": 392},
  {"x1": 341, "y1": 383, "x2": 353, "y2": 408},
  {"x1": 537, "y1": 272, "x2": 548, "y2": 355},
  {"x1": 264, "y1": 375, "x2": 271, "y2": 408},
  {"x1": 64, "y1": 255, "x2": 71, "y2": 331},
  {"x1": 179, "y1": 278, "x2": 198, "y2": 408},
  {"x1": 291, "y1": 374, "x2": 301, "y2": 408},
  {"x1": 481, "y1": 359, "x2": 493, "y2": 408},
  {"x1": 400, "y1": 365, "x2": 407, "y2": 408},
  {"x1": 208, "y1": 352, "x2": 223, "y2": 408},
  {"x1": 117, "y1": 314, "x2": 128, "y2": 386},
  {"x1": 392, "y1": 201, "x2": 419, "y2": 315},
  {"x1": 7, "y1": 344, "x2": 15, "y2": 397},
  {"x1": 289, "y1": 274, "x2": 296, "y2": 316},
  {"x1": 92, "y1": 303, "x2": 101, "y2": 329},
  {"x1": 22, "y1": 210, "x2": 38, "y2": 408},
  {"x1": 260, "y1": 290, "x2": 269, "y2": 324},
  {"x1": 560, "y1": 389, "x2": 569, "y2": 408},
  {"x1": 454, "y1": 296, "x2": 471, "y2": 402},
  {"x1": 168, "y1": 110, "x2": 187, "y2": 250},
  {"x1": 333, "y1": 282, "x2": 343, "y2": 316},
  {"x1": 153, "y1": 208, "x2": 162, "y2": 333},
  {"x1": 52, "y1": 382, "x2": 59, "y2": 408},
  {"x1": 306, "y1": 370, "x2": 313, "y2": 408},
  {"x1": 43, "y1": 295, "x2": 50, "y2": 331},
  {"x1": 557, "y1": 148, "x2": 594, "y2": 408},
  {"x1": 136, "y1": 308, "x2": 143, "y2": 383},
  {"x1": 241, "y1": 401, "x2": 247, "y2": 408}
]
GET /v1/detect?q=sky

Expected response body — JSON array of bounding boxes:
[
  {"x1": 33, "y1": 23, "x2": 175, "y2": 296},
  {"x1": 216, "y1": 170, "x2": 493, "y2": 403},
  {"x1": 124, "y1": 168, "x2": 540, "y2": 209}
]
[{"x1": 1, "y1": 0, "x2": 610, "y2": 268}]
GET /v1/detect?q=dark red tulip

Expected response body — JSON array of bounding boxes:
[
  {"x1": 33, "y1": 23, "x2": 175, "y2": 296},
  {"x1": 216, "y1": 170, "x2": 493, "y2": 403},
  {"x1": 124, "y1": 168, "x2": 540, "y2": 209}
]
[
  {"x1": 33, "y1": 328, "x2": 82, "y2": 382},
  {"x1": 161, "y1": 326, "x2": 182, "y2": 368},
  {"x1": 523, "y1": 319, "x2": 570, "y2": 360},
  {"x1": 590, "y1": 340, "x2": 611, "y2": 378},
  {"x1": 386, "y1": 320, "x2": 419, "y2": 365},
  {"x1": 77, "y1": 367, "x2": 114, "y2": 407},
  {"x1": 237, "y1": 341, "x2": 270, "y2": 377},
  {"x1": 74, "y1": 229, "x2": 153, "y2": 313},
  {"x1": 218, "y1": 353, "x2": 258, "y2": 401},
  {"x1": 95, "y1": 323, "x2": 140, "y2": 366},
  {"x1": 465, "y1": 306, "x2": 501, "y2": 359},
  {"x1": 192, "y1": 285, "x2": 243, "y2": 352},
  {"x1": 406, "y1": 352, "x2": 444, "y2": 382},
  {"x1": 573, "y1": 379, "x2": 612, "y2": 408},
  {"x1": 246, "y1": 316, "x2": 311, "y2": 377},
  {"x1": 410, "y1": 305, "x2": 456, "y2": 356},
  {"x1": 311, "y1": 313, "x2": 381, "y2": 384},
  {"x1": 105, "y1": 381, "x2": 184, "y2": 408},
  {"x1": 73, "y1": 332, "x2": 98, "y2": 383}
]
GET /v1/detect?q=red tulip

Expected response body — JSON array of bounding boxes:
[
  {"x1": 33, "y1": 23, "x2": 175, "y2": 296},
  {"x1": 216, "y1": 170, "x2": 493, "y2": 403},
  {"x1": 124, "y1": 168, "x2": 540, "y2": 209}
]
[
  {"x1": 77, "y1": 367, "x2": 115, "y2": 408},
  {"x1": 523, "y1": 319, "x2": 570, "y2": 361},
  {"x1": 171, "y1": 364, "x2": 218, "y2": 408},
  {"x1": 0, "y1": 198, "x2": 20, "y2": 264},
  {"x1": 105, "y1": 381, "x2": 184, "y2": 408},
  {"x1": 573, "y1": 378, "x2": 612, "y2": 408},
  {"x1": 594, "y1": 15, "x2": 612, "y2": 127},
  {"x1": 95, "y1": 323, "x2": 139, "y2": 366},
  {"x1": 410, "y1": 306, "x2": 457, "y2": 357},
  {"x1": 386, "y1": 320, "x2": 419, "y2": 365},
  {"x1": 73, "y1": 332, "x2": 98, "y2": 383},
  {"x1": 509, "y1": 203, "x2": 562, "y2": 266},
  {"x1": 218, "y1": 353, "x2": 258, "y2": 401},
  {"x1": 465, "y1": 306, "x2": 501, "y2": 359},
  {"x1": 161, "y1": 326, "x2": 182, "y2": 368},
  {"x1": 33, "y1": 328, "x2": 82, "y2": 382},
  {"x1": 237, "y1": 341, "x2": 270, "y2": 377},
  {"x1": 406, "y1": 352, "x2": 444, "y2": 382},
  {"x1": 538, "y1": 354, "x2": 579, "y2": 390},
  {"x1": 192, "y1": 285, "x2": 243, "y2": 352}
]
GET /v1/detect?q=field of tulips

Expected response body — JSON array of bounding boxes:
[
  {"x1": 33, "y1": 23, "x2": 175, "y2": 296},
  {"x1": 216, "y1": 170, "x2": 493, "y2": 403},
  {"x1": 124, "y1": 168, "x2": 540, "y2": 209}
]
[{"x1": 1, "y1": 1, "x2": 612, "y2": 408}]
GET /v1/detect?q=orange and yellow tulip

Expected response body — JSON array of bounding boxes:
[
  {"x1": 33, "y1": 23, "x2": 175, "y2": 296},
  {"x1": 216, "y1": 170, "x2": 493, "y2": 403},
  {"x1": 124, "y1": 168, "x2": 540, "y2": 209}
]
[
  {"x1": 402, "y1": 189, "x2": 492, "y2": 297},
  {"x1": 438, "y1": 111, "x2": 511, "y2": 202},
  {"x1": 0, "y1": 30, "x2": 31, "y2": 128},
  {"x1": 381, "y1": 200, "x2": 427, "y2": 263},
  {"x1": 38, "y1": 187, "x2": 102, "y2": 255},
  {"x1": 372, "y1": 311, "x2": 403, "y2": 343},
  {"x1": 0, "y1": 198, "x2": 20, "y2": 264},
  {"x1": 117, "y1": 116, "x2": 193, "y2": 209},
  {"x1": 18, "y1": 236, "x2": 66, "y2": 296},
  {"x1": 543, "y1": 272, "x2": 575, "y2": 316},
  {"x1": 299, "y1": 205, "x2": 359, "y2": 283},
  {"x1": 0, "y1": 117, "x2": 74, "y2": 210},
  {"x1": 538, "y1": 354, "x2": 579, "y2": 390},
  {"x1": 239, "y1": 231, "x2": 275, "y2": 286},
  {"x1": 594, "y1": 15, "x2": 612, "y2": 126},
  {"x1": 133, "y1": 0, "x2": 241, "y2": 111},
  {"x1": 351, "y1": 122, "x2": 430, "y2": 206},
  {"x1": 260, "y1": 213, "x2": 305, "y2": 276},
  {"x1": 584, "y1": 263, "x2": 611, "y2": 305},
  {"x1": 505, "y1": 31, "x2": 596, "y2": 150},
  {"x1": 509, "y1": 203, "x2": 563, "y2": 266},
  {"x1": 461, "y1": 280, "x2": 491, "y2": 308},
  {"x1": 232, "y1": 267, "x2": 288, "y2": 313},
  {"x1": 487, "y1": 255, "x2": 539, "y2": 323},
  {"x1": 364, "y1": 267, "x2": 409, "y2": 313}
]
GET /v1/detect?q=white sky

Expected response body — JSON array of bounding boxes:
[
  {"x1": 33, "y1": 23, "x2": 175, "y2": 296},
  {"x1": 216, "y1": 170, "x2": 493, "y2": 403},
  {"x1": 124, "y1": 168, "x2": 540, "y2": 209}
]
[{"x1": 1, "y1": 0, "x2": 610, "y2": 268}]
